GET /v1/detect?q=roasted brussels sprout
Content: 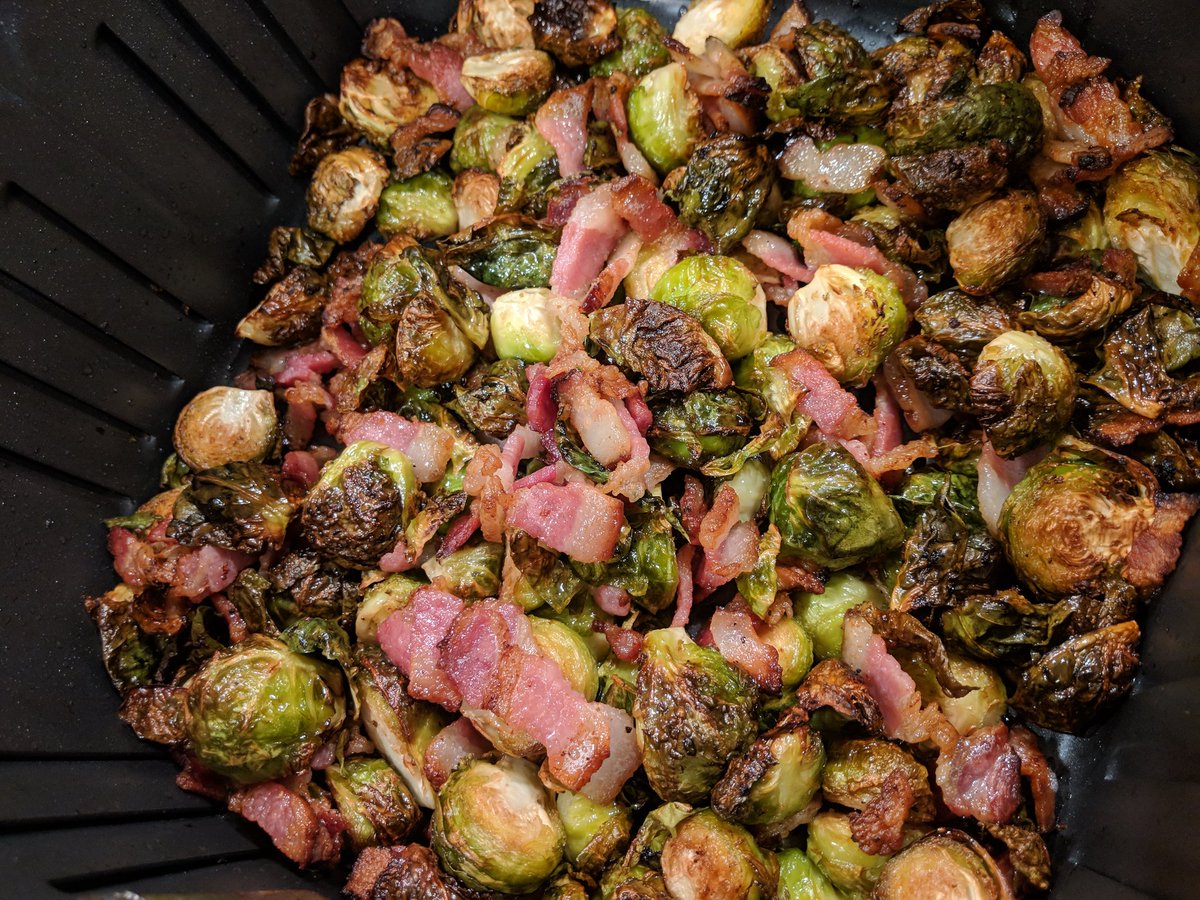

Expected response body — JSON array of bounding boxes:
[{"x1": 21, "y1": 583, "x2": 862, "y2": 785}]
[
  {"x1": 874, "y1": 830, "x2": 1007, "y2": 900},
  {"x1": 454, "y1": 0, "x2": 536, "y2": 50},
  {"x1": 452, "y1": 359, "x2": 529, "y2": 440},
  {"x1": 496, "y1": 126, "x2": 559, "y2": 213},
  {"x1": 423, "y1": 541, "x2": 503, "y2": 600},
  {"x1": 748, "y1": 45, "x2": 803, "y2": 123},
  {"x1": 183, "y1": 635, "x2": 345, "y2": 782},
  {"x1": 915, "y1": 289, "x2": 1019, "y2": 358},
  {"x1": 327, "y1": 757, "x2": 420, "y2": 850},
  {"x1": 761, "y1": 615, "x2": 815, "y2": 691},
  {"x1": 432, "y1": 756, "x2": 566, "y2": 894},
  {"x1": 168, "y1": 462, "x2": 295, "y2": 555},
  {"x1": 969, "y1": 330, "x2": 1076, "y2": 458},
  {"x1": 490, "y1": 288, "x2": 562, "y2": 362},
  {"x1": 376, "y1": 170, "x2": 459, "y2": 240},
  {"x1": 672, "y1": 0, "x2": 770, "y2": 53},
  {"x1": 356, "y1": 572, "x2": 422, "y2": 643},
  {"x1": 660, "y1": 809, "x2": 778, "y2": 899},
  {"x1": 633, "y1": 628, "x2": 758, "y2": 803},
  {"x1": 807, "y1": 809, "x2": 916, "y2": 895},
  {"x1": 460, "y1": 49, "x2": 555, "y2": 115},
  {"x1": 450, "y1": 106, "x2": 521, "y2": 173},
  {"x1": 237, "y1": 266, "x2": 327, "y2": 347},
  {"x1": 795, "y1": 573, "x2": 886, "y2": 661},
  {"x1": 770, "y1": 443, "x2": 906, "y2": 569},
  {"x1": 946, "y1": 190, "x2": 1046, "y2": 294},
  {"x1": 647, "y1": 391, "x2": 753, "y2": 467},
  {"x1": 665, "y1": 135, "x2": 775, "y2": 253},
  {"x1": 173, "y1": 387, "x2": 278, "y2": 472},
  {"x1": 901, "y1": 650, "x2": 1007, "y2": 734},
  {"x1": 627, "y1": 63, "x2": 704, "y2": 174},
  {"x1": 783, "y1": 22, "x2": 893, "y2": 126},
  {"x1": 777, "y1": 848, "x2": 844, "y2": 900},
  {"x1": 339, "y1": 58, "x2": 438, "y2": 144},
  {"x1": 530, "y1": 0, "x2": 619, "y2": 67},
  {"x1": 1104, "y1": 147, "x2": 1200, "y2": 298},
  {"x1": 735, "y1": 334, "x2": 803, "y2": 417},
  {"x1": 531, "y1": 616, "x2": 600, "y2": 700},
  {"x1": 787, "y1": 264, "x2": 908, "y2": 387},
  {"x1": 940, "y1": 588, "x2": 1060, "y2": 663},
  {"x1": 649, "y1": 254, "x2": 767, "y2": 360},
  {"x1": 306, "y1": 146, "x2": 390, "y2": 243},
  {"x1": 821, "y1": 739, "x2": 935, "y2": 822},
  {"x1": 506, "y1": 530, "x2": 586, "y2": 614},
  {"x1": 557, "y1": 789, "x2": 634, "y2": 877},
  {"x1": 591, "y1": 7, "x2": 670, "y2": 77},
  {"x1": 441, "y1": 215, "x2": 560, "y2": 289},
  {"x1": 711, "y1": 715, "x2": 825, "y2": 826},
  {"x1": 300, "y1": 440, "x2": 417, "y2": 569}
]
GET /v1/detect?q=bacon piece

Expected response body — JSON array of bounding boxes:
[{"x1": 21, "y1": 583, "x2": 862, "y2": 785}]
[
  {"x1": 390, "y1": 39, "x2": 473, "y2": 111},
  {"x1": 269, "y1": 344, "x2": 339, "y2": 387},
  {"x1": 584, "y1": 231, "x2": 643, "y2": 313},
  {"x1": 935, "y1": 724, "x2": 1023, "y2": 825},
  {"x1": 790, "y1": 215, "x2": 927, "y2": 307},
  {"x1": 1011, "y1": 725, "x2": 1058, "y2": 833},
  {"x1": 338, "y1": 410, "x2": 454, "y2": 484},
  {"x1": 377, "y1": 588, "x2": 465, "y2": 709},
  {"x1": 508, "y1": 482, "x2": 625, "y2": 563},
  {"x1": 671, "y1": 544, "x2": 696, "y2": 628},
  {"x1": 512, "y1": 465, "x2": 558, "y2": 492},
  {"x1": 593, "y1": 584, "x2": 632, "y2": 617},
  {"x1": 557, "y1": 371, "x2": 632, "y2": 466},
  {"x1": 325, "y1": 242, "x2": 381, "y2": 328},
  {"x1": 882, "y1": 353, "x2": 952, "y2": 433},
  {"x1": 743, "y1": 230, "x2": 814, "y2": 283},
  {"x1": 976, "y1": 441, "x2": 1048, "y2": 535},
  {"x1": 698, "y1": 483, "x2": 740, "y2": 553},
  {"x1": 228, "y1": 781, "x2": 345, "y2": 867},
  {"x1": 777, "y1": 562, "x2": 825, "y2": 594},
  {"x1": 871, "y1": 375, "x2": 904, "y2": 457},
  {"x1": 281, "y1": 450, "x2": 322, "y2": 491},
  {"x1": 545, "y1": 177, "x2": 595, "y2": 226},
  {"x1": 211, "y1": 593, "x2": 248, "y2": 645},
  {"x1": 779, "y1": 137, "x2": 886, "y2": 194},
  {"x1": 550, "y1": 186, "x2": 629, "y2": 301},
  {"x1": 387, "y1": 103, "x2": 460, "y2": 178},
  {"x1": 438, "y1": 512, "x2": 482, "y2": 560},
  {"x1": 170, "y1": 545, "x2": 255, "y2": 601},
  {"x1": 441, "y1": 602, "x2": 523, "y2": 709},
  {"x1": 610, "y1": 175, "x2": 678, "y2": 241},
  {"x1": 695, "y1": 520, "x2": 759, "y2": 594},
  {"x1": 321, "y1": 324, "x2": 368, "y2": 368},
  {"x1": 536, "y1": 84, "x2": 591, "y2": 179},
  {"x1": 605, "y1": 396, "x2": 653, "y2": 501},
  {"x1": 625, "y1": 393, "x2": 652, "y2": 433},
  {"x1": 597, "y1": 622, "x2": 644, "y2": 661},
  {"x1": 422, "y1": 717, "x2": 492, "y2": 791},
  {"x1": 679, "y1": 476, "x2": 708, "y2": 544},
  {"x1": 579, "y1": 704, "x2": 641, "y2": 804},
  {"x1": 772, "y1": 349, "x2": 873, "y2": 439},
  {"x1": 525, "y1": 363, "x2": 557, "y2": 434},
  {"x1": 710, "y1": 604, "x2": 783, "y2": 692}
]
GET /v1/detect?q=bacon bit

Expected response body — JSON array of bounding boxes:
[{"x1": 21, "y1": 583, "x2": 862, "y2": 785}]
[
  {"x1": 176, "y1": 756, "x2": 229, "y2": 801},
  {"x1": 596, "y1": 622, "x2": 644, "y2": 662},
  {"x1": 1010, "y1": 725, "x2": 1058, "y2": 833},
  {"x1": 438, "y1": 512, "x2": 481, "y2": 560},
  {"x1": 935, "y1": 723, "x2": 1023, "y2": 825},
  {"x1": 387, "y1": 104, "x2": 460, "y2": 178},
  {"x1": 525, "y1": 363, "x2": 558, "y2": 434},
  {"x1": 324, "y1": 242, "x2": 381, "y2": 328},
  {"x1": 270, "y1": 345, "x2": 339, "y2": 387},
  {"x1": 320, "y1": 324, "x2": 368, "y2": 368},
  {"x1": 377, "y1": 588, "x2": 465, "y2": 709},
  {"x1": 511, "y1": 465, "x2": 558, "y2": 492},
  {"x1": 592, "y1": 584, "x2": 632, "y2": 617},
  {"x1": 777, "y1": 563, "x2": 825, "y2": 594},
  {"x1": 228, "y1": 781, "x2": 345, "y2": 867},
  {"x1": 772, "y1": 348, "x2": 874, "y2": 440},
  {"x1": 871, "y1": 375, "x2": 904, "y2": 457},
  {"x1": 378, "y1": 537, "x2": 419, "y2": 574},
  {"x1": 742, "y1": 229, "x2": 814, "y2": 283},
  {"x1": 625, "y1": 393, "x2": 653, "y2": 433},
  {"x1": 536, "y1": 84, "x2": 592, "y2": 179},
  {"x1": 695, "y1": 520, "x2": 759, "y2": 594},
  {"x1": 545, "y1": 177, "x2": 596, "y2": 226},
  {"x1": 550, "y1": 185, "x2": 629, "y2": 301},
  {"x1": 779, "y1": 137, "x2": 886, "y2": 194},
  {"x1": 507, "y1": 482, "x2": 626, "y2": 563},
  {"x1": 699, "y1": 483, "x2": 740, "y2": 552},
  {"x1": 710, "y1": 603, "x2": 783, "y2": 692},
  {"x1": 680, "y1": 475, "x2": 708, "y2": 545},
  {"x1": 671, "y1": 544, "x2": 696, "y2": 628},
  {"x1": 583, "y1": 231, "x2": 643, "y2": 313},
  {"x1": 557, "y1": 371, "x2": 632, "y2": 466},
  {"x1": 211, "y1": 593, "x2": 248, "y2": 644},
  {"x1": 170, "y1": 545, "x2": 256, "y2": 602},
  {"x1": 593, "y1": 75, "x2": 657, "y2": 184},
  {"x1": 610, "y1": 175, "x2": 679, "y2": 241},
  {"x1": 882, "y1": 353, "x2": 953, "y2": 433},
  {"x1": 790, "y1": 212, "x2": 927, "y2": 307},
  {"x1": 605, "y1": 397, "x2": 653, "y2": 502},
  {"x1": 850, "y1": 768, "x2": 916, "y2": 856},
  {"x1": 282, "y1": 450, "x2": 322, "y2": 491},
  {"x1": 464, "y1": 445, "x2": 509, "y2": 543},
  {"x1": 390, "y1": 39, "x2": 473, "y2": 111},
  {"x1": 423, "y1": 718, "x2": 492, "y2": 791},
  {"x1": 338, "y1": 410, "x2": 455, "y2": 484}
]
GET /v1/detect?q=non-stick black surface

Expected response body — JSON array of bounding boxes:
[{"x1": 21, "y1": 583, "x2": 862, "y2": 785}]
[{"x1": 0, "y1": 1, "x2": 1194, "y2": 896}]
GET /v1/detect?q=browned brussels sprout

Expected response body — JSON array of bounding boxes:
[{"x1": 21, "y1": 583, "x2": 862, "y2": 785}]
[
  {"x1": 327, "y1": 757, "x2": 420, "y2": 850},
  {"x1": 237, "y1": 266, "x2": 327, "y2": 346},
  {"x1": 441, "y1": 215, "x2": 559, "y2": 290},
  {"x1": 173, "y1": 386, "x2": 278, "y2": 472},
  {"x1": 940, "y1": 588, "x2": 1061, "y2": 663},
  {"x1": 376, "y1": 170, "x2": 459, "y2": 240},
  {"x1": 450, "y1": 106, "x2": 522, "y2": 174},
  {"x1": 711, "y1": 714, "x2": 825, "y2": 826},
  {"x1": 649, "y1": 255, "x2": 767, "y2": 360},
  {"x1": 168, "y1": 462, "x2": 296, "y2": 555},
  {"x1": 460, "y1": 49, "x2": 555, "y2": 115},
  {"x1": 556, "y1": 789, "x2": 634, "y2": 877},
  {"x1": 647, "y1": 391, "x2": 754, "y2": 468},
  {"x1": 660, "y1": 809, "x2": 778, "y2": 899},
  {"x1": 946, "y1": 190, "x2": 1046, "y2": 294},
  {"x1": 306, "y1": 146, "x2": 390, "y2": 243},
  {"x1": 665, "y1": 135, "x2": 775, "y2": 253},
  {"x1": 821, "y1": 739, "x2": 936, "y2": 822},
  {"x1": 915, "y1": 289, "x2": 1019, "y2": 359},
  {"x1": 451, "y1": 358, "x2": 528, "y2": 440},
  {"x1": 339, "y1": 59, "x2": 438, "y2": 145},
  {"x1": 590, "y1": 7, "x2": 670, "y2": 78},
  {"x1": 454, "y1": 0, "x2": 535, "y2": 50},
  {"x1": 423, "y1": 541, "x2": 503, "y2": 601},
  {"x1": 571, "y1": 503, "x2": 679, "y2": 614},
  {"x1": 873, "y1": 829, "x2": 1008, "y2": 899},
  {"x1": 672, "y1": 0, "x2": 770, "y2": 53},
  {"x1": 530, "y1": 0, "x2": 619, "y2": 67},
  {"x1": 85, "y1": 584, "x2": 174, "y2": 693},
  {"x1": 1018, "y1": 259, "x2": 1136, "y2": 341},
  {"x1": 266, "y1": 549, "x2": 360, "y2": 629},
  {"x1": 783, "y1": 22, "x2": 893, "y2": 126},
  {"x1": 888, "y1": 336, "x2": 973, "y2": 412},
  {"x1": 1087, "y1": 303, "x2": 1200, "y2": 420},
  {"x1": 891, "y1": 499, "x2": 1003, "y2": 613},
  {"x1": 505, "y1": 530, "x2": 585, "y2": 613}
]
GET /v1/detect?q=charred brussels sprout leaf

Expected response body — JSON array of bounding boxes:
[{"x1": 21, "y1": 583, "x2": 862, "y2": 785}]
[
  {"x1": 874, "y1": 830, "x2": 1008, "y2": 900},
  {"x1": 887, "y1": 81, "x2": 1043, "y2": 166},
  {"x1": 784, "y1": 22, "x2": 893, "y2": 126},
  {"x1": 267, "y1": 549, "x2": 361, "y2": 628},
  {"x1": 168, "y1": 463, "x2": 296, "y2": 555},
  {"x1": 530, "y1": 0, "x2": 619, "y2": 67},
  {"x1": 460, "y1": 49, "x2": 555, "y2": 115},
  {"x1": 450, "y1": 106, "x2": 521, "y2": 173},
  {"x1": 946, "y1": 190, "x2": 1046, "y2": 295},
  {"x1": 306, "y1": 146, "x2": 390, "y2": 243},
  {"x1": 627, "y1": 63, "x2": 704, "y2": 174},
  {"x1": 665, "y1": 135, "x2": 775, "y2": 253},
  {"x1": 441, "y1": 215, "x2": 559, "y2": 289},
  {"x1": 633, "y1": 628, "x2": 758, "y2": 803},
  {"x1": 890, "y1": 500, "x2": 1003, "y2": 613},
  {"x1": 649, "y1": 254, "x2": 767, "y2": 360},
  {"x1": 452, "y1": 359, "x2": 529, "y2": 439},
  {"x1": 300, "y1": 440, "x2": 417, "y2": 569},
  {"x1": 489, "y1": 288, "x2": 562, "y2": 362},
  {"x1": 672, "y1": 0, "x2": 770, "y2": 53},
  {"x1": 591, "y1": 7, "x2": 670, "y2": 77},
  {"x1": 173, "y1": 387, "x2": 278, "y2": 472},
  {"x1": 888, "y1": 336, "x2": 973, "y2": 412},
  {"x1": 891, "y1": 469, "x2": 983, "y2": 527},
  {"x1": 660, "y1": 809, "x2": 779, "y2": 899},
  {"x1": 647, "y1": 391, "x2": 754, "y2": 468},
  {"x1": 454, "y1": 0, "x2": 536, "y2": 50},
  {"x1": 328, "y1": 757, "x2": 420, "y2": 850},
  {"x1": 432, "y1": 755, "x2": 566, "y2": 894},
  {"x1": 183, "y1": 635, "x2": 345, "y2": 783},
  {"x1": 915, "y1": 289, "x2": 1019, "y2": 359},
  {"x1": 711, "y1": 715, "x2": 825, "y2": 826},
  {"x1": 237, "y1": 267, "x2": 328, "y2": 347},
  {"x1": 770, "y1": 443, "x2": 906, "y2": 569},
  {"x1": 941, "y1": 588, "x2": 1064, "y2": 663},
  {"x1": 376, "y1": 170, "x2": 459, "y2": 240},
  {"x1": 496, "y1": 127, "x2": 559, "y2": 213},
  {"x1": 86, "y1": 585, "x2": 173, "y2": 692}
]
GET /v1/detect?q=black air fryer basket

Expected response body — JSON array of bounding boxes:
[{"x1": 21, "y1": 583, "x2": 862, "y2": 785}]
[{"x1": 1, "y1": 1, "x2": 1195, "y2": 897}]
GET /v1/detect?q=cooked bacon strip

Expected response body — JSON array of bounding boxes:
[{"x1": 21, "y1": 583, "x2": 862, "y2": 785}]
[
  {"x1": 551, "y1": 186, "x2": 629, "y2": 301},
  {"x1": 671, "y1": 544, "x2": 696, "y2": 628},
  {"x1": 882, "y1": 353, "x2": 952, "y2": 433},
  {"x1": 871, "y1": 375, "x2": 904, "y2": 457},
  {"x1": 771, "y1": 349, "x2": 873, "y2": 439},
  {"x1": 935, "y1": 723, "x2": 1023, "y2": 825},
  {"x1": 338, "y1": 410, "x2": 455, "y2": 484},
  {"x1": 170, "y1": 545, "x2": 256, "y2": 601},
  {"x1": 695, "y1": 520, "x2": 759, "y2": 593},
  {"x1": 228, "y1": 781, "x2": 345, "y2": 867},
  {"x1": 266, "y1": 344, "x2": 339, "y2": 387},
  {"x1": 710, "y1": 603, "x2": 783, "y2": 692},
  {"x1": 281, "y1": 450, "x2": 322, "y2": 491},
  {"x1": 377, "y1": 588, "x2": 465, "y2": 708},
  {"x1": 507, "y1": 481, "x2": 625, "y2": 563},
  {"x1": 596, "y1": 621, "x2": 644, "y2": 661},
  {"x1": 610, "y1": 175, "x2": 679, "y2": 242},
  {"x1": 578, "y1": 704, "x2": 641, "y2": 804},
  {"x1": 593, "y1": 584, "x2": 632, "y2": 616},
  {"x1": 438, "y1": 511, "x2": 481, "y2": 559},
  {"x1": 525, "y1": 363, "x2": 557, "y2": 433},
  {"x1": 584, "y1": 231, "x2": 643, "y2": 313},
  {"x1": 557, "y1": 370, "x2": 632, "y2": 465},
  {"x1": 536, "y1": 85, "x2": 591, "y2": 178},
  {"x1": 779, "y1": 136, "x2": 886, "y2": 194},
  {"x1": 625, "y1": 393, "x2": 653, "y2": 432},
  {"x1": 422, "y1": 717, "x2": 492, "y2": 791},
  {"x1": 1011, "y1": 725, "x2": 1058, "y2": 833},
  {"x1": 321, "y1": 324, "x2": 368, "y2": 368},
  {"x1": 790, "y1": 212, "x2": 927, "y2": 307},
  {"x1": 743, "y1": 230, "x2": 814, "y2": 283}
]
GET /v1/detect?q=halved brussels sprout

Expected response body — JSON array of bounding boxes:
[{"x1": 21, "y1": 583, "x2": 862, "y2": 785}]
[
  {"x1": 633, "y1": 628, "x2": 758, "y2": 803},
  {"x1": 969, "y1": 331, "x2": 1076, "y2": 458},
  {"x1": 672, "y1": 0, "x2": 770, "y2": 53},
  {"x1": 496, "y1": 126, "x2": 559, "y2": 213},
  {"x1": 491, "y1": 288, "x2": 562, "y2": 362},
  {"x1": 821, "y1": 739, "x2": 934, "y2": 822},
  {"x1": 327, "y1": 757, "x2": 420, "y2": 850},
  {"x1": 530, "y1": 0, "x2": 619, "y2": 67},
  {"x1": 748, "y1": 45, "x2": 803, "y2": 123},
  {"x1": 647, "y1": 391, "x2": 754, "y2": 467},
  {"x1": 591, "y1": 7, "x2": 670, "y2": 78},
  {"x1": 711, "y1": 715, "x2": 825, "y2": 826},
  {"x1": 807, "y1": 809, "x2": 917, "y2": 895},
  {"x1": 735, "y1": 334, "x2": 803, "y2": 417},
  {"x1": 423, "y1": 541, "x2": 502, "y2": 600},
  {"x1": 770, "y1": 443, "x2": 906, "y2": 570},
  {"x1": 627, "y1": 63, "x2": 704, "y2": 174},
  {"x1": 1104, "y1": 147, "x2": 1200, "y2": 297},
  {"x1": 946, "y1": 190, "x2": 1046, "y2": 295},
  {"x1": 874, "y1": 830, "x2": 1007, "y2": 900},
  {"x1": 460, "y1": 49, "x2": 555, "y2": 115},
  {"x1": 557, "y1": 789, "x2": 634, "y2": 877},
  {"x1": 784, "y1": 22, "x2": 893, "y2": 126},
  {"x1": 900, "y1": 651, "x2": 1007, "y2": 734},
  {"x1": 531, "y1": 616, "x2": 600, "y2": 700},
  {"x1": 787, "y1": 265, "x2": 908, "y2": 387},
  {"x1": 649, "y1": 254, "x2": 767, "y2": 360},
  {"x1": 377, "y1": 170, "x2": 459, "y2": 240},
  {"x1": 1018, "y1": 270, "x2": 1135, "y2": 341},
  {"x1": 237, "y1": 266, "x2": 327, "y2": 347},
  {"x1": 300, "y1": 440, "x2": 417, "y2": 569},
  {"x1": 777, "y1": 848, "x2": 843, "y2": 900},
  {"x1": 454, "y1": 0, "x2": 536, "y2": 50},
  {"x1": 795, "y1": 573, "x2": 886, "y2": 661},
  {"x1": 432, "y1": 755, "x2": 566, "y2": 894},
  {"x1": 356, "y1": 573, "x2": 422, "y2": 643},
  {"x1": 665, "y1": 134, "x2": 775, "y2": 253},
  {"x1": 306, "y1": 146, "x2": 390, "y2": 243},
  {"x1": 173, "y1": 387, "x2": 278, "y2": 472},
  {"x1": 339, "y1": 58, "x2": 439, "y2": 144},
  {"x1": 450, "y1": 106, "x2": 522, "y2": 173},
  {"x1": 183, "y1": 635, "x2": 345, "y2": 783},
  {"x1": 168, "y1": 463, "x2": 295, "y2": 555},
  {"x1": 660, "y1": 809, "x2": 778, "y2": 899}
]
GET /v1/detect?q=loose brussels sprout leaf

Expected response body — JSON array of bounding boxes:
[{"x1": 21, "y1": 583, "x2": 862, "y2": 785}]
[
  {"x1": 822, "y1": 739, "x2": 935, "y2": 822},
  {"x1": 556, "y1": 420, "x2": 612, "y2": 483},
  {"x1": 103, "y1": 510, "x2": 160, "y2": 535},
  {"x1": 591, "y1": 7, "x2": 670, "y2": 77},
  {"x1": 441, "y1": 215, "x2": 560, "y2": 289},
  {"x1": 735, "y1": 334, "x2": 803, "y2": 418},
  {"x1": 460, "y1": 49, "x2": 555, "y2": 115},
  {"x1": 787, "y1": 264, "x2": 908, "y2": 387},
  {"x1": 900, "y1": 650, "x2": 1007, "y2": 734},
  {"x1": 451, "y1": 359, "x2": 529, "y2": 440},
  {"x1": 770, "y1": 443, "x2": 906, "y2": 569},
  {"x1": 356, "y1": 572, "x2": 423, "y2": 643},
  {"x1": 557, "y1": 789, "x2": 634, "y2": 877},
  {"x1": 700, "y1": 413, "x2": 809, "y2": 479},
  {"x1": 571, "y1": 502, "x2": 679, "y2": 613},
  {"x1": 940, "y1": 588, "x2": 1062, "y2": 664},
  {"x1": 807, "y1": 809, "x2": 916, "y2": 895},
  {"x1": 85, "y1": 585, "x2": 174, "y2": 693},
  {"x1": 915, "y1": 289, "x2": 1019, "y2": 359},
  {"x1": 890, "y1": 469, "x2": 983, "y2": 528},
  {"x1": 777, "y1": 848, "x2": 843, "y2": 900},
  {"x1": 118, "y1": 685, "x2": 188, "y2": 746},
  {"x1": 1018, "y1": 267, "x2": 1135, "y2": 341},
  {"x1": 660, "y1": 809, "x2": 779, "y2": 899},
  {"x1": 783, "y1": 22, "x2": 893, "y2": 126},
  {"x1": 289, "y1": 94, "x2": 357, "y2": 176},
  {"x1": 627, "y1": 63, "x2": 704, "y2": 174},
  {"x1": 300, "y1": 440, "x2": 417, "y2": 569},
  {"x1": 490, "y1": 288, "x2": 562, "y2": 362},
  {"x1": 1010, "y1": 621, "x2": 1140, "y2": 733},
  {"x1": 650, "y1": 255, "x2": 767, "y2": 360},
  {"x1": 450, "y1": 106, "x2": 522, "y2": 173},
  {"x1": 252, "y1": 225, "x2": 335, "y2": 285},
  {"x1": 591, "y1": 298, "x2": 734, "y2": 393},
  {"x1": 339, "y1": 58, "x2": 438, "y2": 145},
  {"x1": 736, "y1": 525, "x2": 782, "y2": 619},
  {"x1": 946, "y1": 190, "x2": 1046, "y2": 295},
  {"x1": 327, "y1": 757, "x2": 420, "y2": 850},
  {"x1": 665, "y1": 135, "x2": 775, "y2": 253},
  {"x1": 531, "y1": 616, "x2": 601, "y2": 700},
  {"x1": 647, "y1": 391, "x2": 754, "y2": 468},
  {"x1": 888, "y1": 335, "x2": 973, "y2": 413},
  {"x1": 970, "y1": 331, "x2": 1076, "y2": 458},
  {"x1": 173, "y1": 387, "x2": 278, "y2": 473},
  {"x1": 422, "y1": 541, "x2": 502, "y2": 600},
  {"x1": 377, "y1": 170, "x2": 459, "y2": 240},
  {"x1": 530, "y1": 0, "x2": 619, "y2": 67},
  {"x1": 1104, "y1": 147, "x2": 1200, "y2": 296},
  {"x1": 874, "y1": 830, "x2": 1008, "y2": 900},
  {"x1": 760, "y1": 612, "x2": 814, "y2": 691},
  {"x1": 598, "y1": 655, "x2": 638, "y2": 713},
  {"x1": 890, "y1": 500, "x2": 1003, "y2": 613},
  {"x1": 183, "y1": 634, "x2": 345, "y2": 783},
  {"x1": 633, "y1": 628, "x2": 758, "y2": 803},
  {"x1": 306, "y1": 146, "x2": 390, "y2": 243},
  {"x1": 535, "y1": 593, "x2": 613, "y2": 661},
  {"x1": 237, "y1": 266, "x2": 327, "y2": 347},
  {"x1": 711, "y1": 716, "x2": 825, "y2": 826},
  {"x1": 795, "y1": 573, "x2": 886, "y2": 661},
  {"x1": 432, "y1": 756, "x2": 566, "y2": 894},
  {"x1": 504, "y1": 529, "x2": 585, "y2": 613},
  {"x1": 496, "y1": 127, "x2": 560, "y2": 214},
  {"x1": 168, "y1": 462, "x2": 296, "y2": 555},
  {"x1": 224, "y1": 569, "x2": 281, "y2": 637}
]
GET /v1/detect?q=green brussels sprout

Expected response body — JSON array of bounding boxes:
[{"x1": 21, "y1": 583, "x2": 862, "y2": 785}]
[
  {"x1": 306, "y1": 146, "x2": 390, "y2": 243},
  {"x1": 887, "y1": 81, "x2": 1043, "y2": 166},
  {"x1": 770, "y1": 443, "x2": 906, "y2": 570},
  {"x1": 899, "y1": 651, "x2": 1006, "y2": 734},
  {"x1": 711, "y1": 716, "x2": 825, "y2": 826},
  {"x1": 506, "y1": 530, "x2": 586, "y2": 614},
  {"x1": 598, "y1": 655, "x2": 638, "y2": 713},
  {"x1": 339, "y1": 57, "x2": 438, "y2": 144},
  {"x1": 450, "y1": 106, "x2": 522, "y2": 173},
  {"x1": 1103, "y1": 147, "x2": 1200, "y2": 296},
  {"x1": 627, "y1": 63, "x2": 704, "y2": 174},
  {"x1": 557, "y1": 790, "x2": 634, "y2": 877},
  {"x1": 890, "y1": 469, "x2": 984, "y2": 529},
  {"x1": 167, "y1": 462, "x2": 295, "y2": 555},
  {"x1": 723, "y1": 456, "x2": 772, "y2": 521},
  {"x1": 915, "y1": 289, "x2": 1019, "y2": 359},
  {"x1": 599, "y1": 802, "x2": 692, "y2": 897},
  {"x1": 441, "y1": 215, "x2": 560, "y2": 289},
  {"x1": 327, "y1": 757, "x2": 420, "y2": 850},
  {"x1": 946, "y1": 190, "x2": 1046, "y2": 295},
  {"x1": 873, "y1": 830, "x2": 1007, "y2": 900},
  {"x1": 821, "y1": 739, "x2": 935, "y2": 822},
  {"x1": 660, "y1": 809, "x2": 778, "y2": 899},
  {"x1": 633, "y1": 628, "x2": 758, "y2": 803},
  {"x1": 237, "y1": 266, "x2": 327, "y2": 347},
  {"x1": 545, "y1": 876, "x2": 590, "y2": 900},
  {"x1": 760, "y1": 616, "x2": 814, "y2": 691},
  {"x1": 460, "y1": 49, "x2": 554, "y2": 115},
  {"x1": 665, "y1": 135, "x2": 775, "y2": 253},
  {"x1": 672, "y1": 0, "x2": 769, "y2": 53},
  {"x1": 183, "y1": 635, "x2": 345, "y2": 782},
  {"x1": 649, "y1": 255, "x2": 767, "y2": 360},
  {"x1": 747, "y1": 45, "x2": 803, "y2": 123},
  {"x1": 496, "y1": 126, "x2": 559, "y2": 213},
  {"x1": 300, "y1": 440, "x2": 417, "y2": 569},
  {"x1": 794, "y1": 573, "x2": 886, "y2": 661},
  {"x1": 423, "y1": 541, "x2": 503, "y2": 600},
  {"x1": 735, "y1": 334, "x2": 803, "y2": 417},
  {"x1": 173, "y1": 386, "x2": 278, "y2": 472},
  {"x1": 531, "y1": 617, "x2": 600, "y2": 700},
  {"x1": 376, "y1": 170, "x2": 459, "y2": 240},
  {"x1": 783, "y1": 22, "x2": 892, "y2": 126},
  {"x1": 356, "y1": 572, "x2": 423, "y2": 643},
  {"x1": 777, "y1": 848, "x2": 844, "y2": 900},
  {"x1": 535, "y1": 593, "x2": 612, "y2": 660},
  {"x1": 807, "y1": 809, "x2": 917, "y2": 895},
  {"x1": 432, "y1": 756, "x2": 566, "y2": 894},
  {"x1": 786, "y1": 264, "x2": 908, "y2": 387},
  {"x1": 490, "y1": 288, "x2": 562, "y2": 362},
  {"x1": 646, "y1": 391, "x2": 754, "y2": 467},
  {"x1": 571, "y1": 503, "x2": 679, "y2": 614},
  {"x1": 451, "y1": 359, "x2": 529, "y2": 440},
  {"x1": 969, "y1": 331, "x2": 1076, "y2": 458},
  {"x1": 591, "y1": 7, "x2": 670, "y2": 78}
]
